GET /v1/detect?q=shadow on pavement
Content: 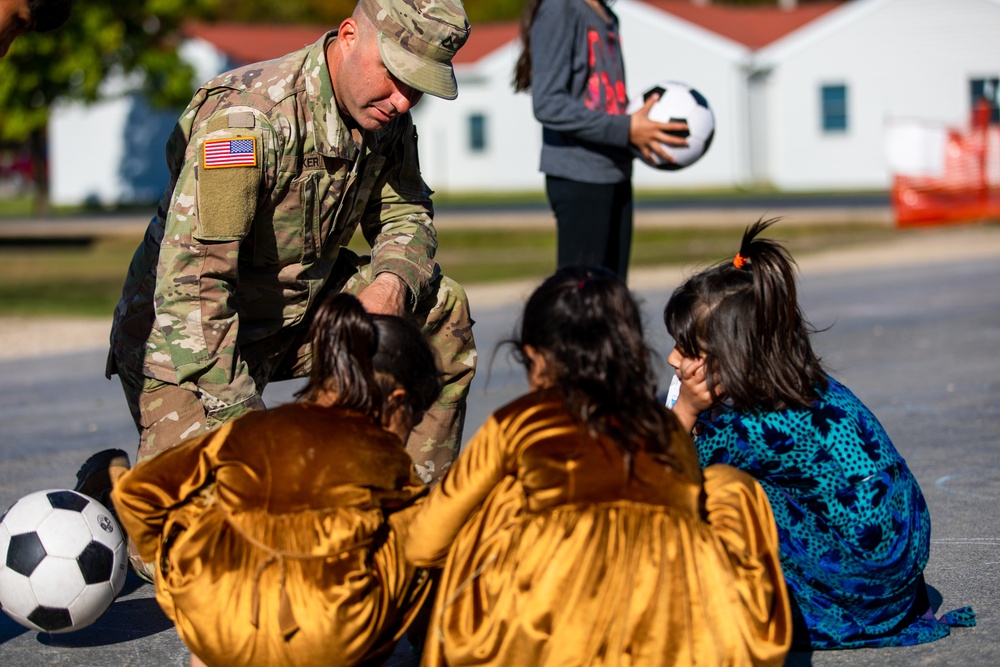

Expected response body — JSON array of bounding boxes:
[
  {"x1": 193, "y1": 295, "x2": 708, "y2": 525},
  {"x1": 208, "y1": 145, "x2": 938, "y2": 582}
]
[
  {"x1": 0, "y1": 571, "x2": 174, "y2": 649},
  {"x1": 0, "y1": 613, "x2": 30, "y2": 645},
  {"x1": 36, "y1": 596, "x2": 173, "y2": 648}
]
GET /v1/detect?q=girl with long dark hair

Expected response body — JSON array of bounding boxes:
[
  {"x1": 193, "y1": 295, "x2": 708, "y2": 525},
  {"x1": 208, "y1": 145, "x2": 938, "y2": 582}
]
[
  {"x1": 406, "y1": 265, "x2": 792, "y2": 666},
  {"x1": 664, "y1": 219, "x2": 975, "y2": 649},
  {"x1": 112, "y1": 293, "x2": 442, "y2": 667}
]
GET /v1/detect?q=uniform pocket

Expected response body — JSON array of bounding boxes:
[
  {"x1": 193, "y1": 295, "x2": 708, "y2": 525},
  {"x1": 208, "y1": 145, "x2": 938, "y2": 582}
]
[
  {"x1": 300, "y1": 172, "x2": 321, "y2": 265},
  {"x1": 137, "y1": 381, "x2": 206, "y2": 431}
]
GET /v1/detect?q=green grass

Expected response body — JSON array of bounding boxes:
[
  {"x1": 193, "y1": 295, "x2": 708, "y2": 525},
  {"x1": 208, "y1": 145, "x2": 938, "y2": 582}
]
[
  {"x1": 629, "y1": 223, "x2": 898, "y2": 268},
  {"x1": 0, "y1": 236, "x2": 140, "y2": 316},
  {"x1": 0, "y1": 195, "x2": 34, "y2": 217},
  {"x1": 0, "y1": 222, "x2": 896, "y2": 318}
]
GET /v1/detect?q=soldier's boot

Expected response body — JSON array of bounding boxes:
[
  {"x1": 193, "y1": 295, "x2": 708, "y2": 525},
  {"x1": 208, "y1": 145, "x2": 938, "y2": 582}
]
[
  {"x1": 74, "y1": 449, "x2": 156, "y2": 584},
  {"x1": 74, "y1": 448, "x2": 131, "y2": 507}
]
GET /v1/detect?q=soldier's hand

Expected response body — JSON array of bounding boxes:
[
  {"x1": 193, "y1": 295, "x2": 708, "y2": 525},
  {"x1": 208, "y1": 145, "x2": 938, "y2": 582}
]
[{"x1": 357, "y1": 273, "x2": 409, "y2": 317}]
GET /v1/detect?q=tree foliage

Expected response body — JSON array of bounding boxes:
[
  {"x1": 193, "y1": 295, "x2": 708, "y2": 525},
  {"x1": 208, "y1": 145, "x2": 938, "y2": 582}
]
[
  {"x1": 0, "y1": 0, "x2": 217, "y2": 144},
  {"x1": 0, "y1": 0, "x2": 526, "y2": 146},
  {"x1": 193, "y1": 0, "x2": 525, "y2": 25},
  {"x1": 0, "y1": 1, "x2": 218, "y2": 212}
]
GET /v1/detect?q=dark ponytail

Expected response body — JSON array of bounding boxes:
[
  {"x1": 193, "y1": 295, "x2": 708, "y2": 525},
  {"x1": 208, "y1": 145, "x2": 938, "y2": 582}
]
[
  {"x1": 295, "y1": 293, "x2": 382, "y2": 417},
  {"x1": 514, "y1": 265, "x2": 682, "y2": 470},
  {"x1": 371, "y1": 314, "x2": 443, "y2": 429},
  {"x1": 664, "y1": 218, "x2": 827, "y2": 411},
  {"x1": 512, "y1": 0, "x2": 543, "y2": 92}
]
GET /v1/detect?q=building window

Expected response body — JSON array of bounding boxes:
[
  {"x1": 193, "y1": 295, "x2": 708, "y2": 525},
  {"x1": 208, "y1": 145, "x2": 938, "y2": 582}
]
[
  {"x1": 970, "y1": 77, "x2": 999, "y2": 124},
  {"x1": 821, "y1": 84, "x2": 848, "y2": 133},
  {"x1": 469, "y1": 113, "x2": 487, "y2": 152}
]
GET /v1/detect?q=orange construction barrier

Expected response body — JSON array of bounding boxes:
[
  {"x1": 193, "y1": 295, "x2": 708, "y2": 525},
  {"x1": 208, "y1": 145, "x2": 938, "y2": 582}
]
[{"x1": 891, "y1": 101, "x2": 1000, "y2": 227}]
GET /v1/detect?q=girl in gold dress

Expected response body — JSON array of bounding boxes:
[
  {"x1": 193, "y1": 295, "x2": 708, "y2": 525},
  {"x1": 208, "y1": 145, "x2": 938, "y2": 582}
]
[
  {"x1": 111, "y1": 293, "x2": 441, "y2": 667},
  {"x1": 405, "y1": 265, "x2": 792, "y2": 666}
]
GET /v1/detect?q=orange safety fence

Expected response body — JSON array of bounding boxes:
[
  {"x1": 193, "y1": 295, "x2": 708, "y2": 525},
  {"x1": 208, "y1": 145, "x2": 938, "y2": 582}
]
[{"x1": 892, "y1": 106, "x2": 1000, "y2": 227}]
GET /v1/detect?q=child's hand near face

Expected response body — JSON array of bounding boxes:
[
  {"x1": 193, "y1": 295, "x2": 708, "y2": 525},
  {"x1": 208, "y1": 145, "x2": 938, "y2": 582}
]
[{"x1": 667, "y1": 349, "x2": 716, "y2": 433}]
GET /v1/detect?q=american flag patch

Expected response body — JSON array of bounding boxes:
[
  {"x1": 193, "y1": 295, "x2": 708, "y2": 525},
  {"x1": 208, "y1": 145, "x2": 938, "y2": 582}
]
[{"x1": 203, "y1": 137, "x2": 257, "y2": 169}]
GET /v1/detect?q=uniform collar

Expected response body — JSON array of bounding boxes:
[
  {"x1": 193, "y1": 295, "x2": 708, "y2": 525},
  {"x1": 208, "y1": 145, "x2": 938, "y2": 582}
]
[{"x1": 306, "y1": 31, "x2": 362, "y2": 160}]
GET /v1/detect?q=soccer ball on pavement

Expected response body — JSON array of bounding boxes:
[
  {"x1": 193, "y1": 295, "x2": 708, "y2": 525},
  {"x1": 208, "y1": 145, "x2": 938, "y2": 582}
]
[{"x1": 0, "y1": 489, "x2": 127, "y2": 633}]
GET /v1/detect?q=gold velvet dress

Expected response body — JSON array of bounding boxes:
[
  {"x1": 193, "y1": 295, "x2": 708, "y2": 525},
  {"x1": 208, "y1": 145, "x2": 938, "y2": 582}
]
[
  {"x1": 111, "y1": 403, "x2": 429, "y2": 667},
  {"x1": 405, "y1": 390, "x2": 792, "y2": 666}
]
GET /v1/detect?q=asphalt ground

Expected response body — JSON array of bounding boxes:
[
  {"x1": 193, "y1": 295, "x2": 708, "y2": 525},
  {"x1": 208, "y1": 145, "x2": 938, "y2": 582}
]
[{"x1": 1, "y1": 220, "x2": 999, "y2": 665}]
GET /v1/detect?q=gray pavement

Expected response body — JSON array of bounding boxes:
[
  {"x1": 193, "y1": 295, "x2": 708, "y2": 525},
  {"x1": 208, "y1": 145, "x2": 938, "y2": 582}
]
[{"x1": 1, "y1": 224, "x2": 999, "y2": 665}]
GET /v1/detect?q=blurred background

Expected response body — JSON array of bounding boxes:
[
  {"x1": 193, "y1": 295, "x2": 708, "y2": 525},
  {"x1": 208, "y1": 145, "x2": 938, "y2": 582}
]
[
  {"x1": 1, "y1": 0, "x2": 997, "y2": 213},
  {"x1": 0, "y1": 0, "x2": 997, "y2": 318}
]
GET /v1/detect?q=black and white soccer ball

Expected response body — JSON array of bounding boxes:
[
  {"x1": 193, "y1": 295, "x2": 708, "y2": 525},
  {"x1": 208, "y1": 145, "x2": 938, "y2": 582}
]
[
  {"x1": 628, "y1": 80, "x2": 715, "y2": 170},
  {"x1": 0, "y1": 489, "x2": 127, "y2": 633}
]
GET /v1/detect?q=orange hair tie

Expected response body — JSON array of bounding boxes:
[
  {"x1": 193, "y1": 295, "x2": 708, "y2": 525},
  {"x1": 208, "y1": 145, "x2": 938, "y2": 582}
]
[{"x1": 733, "y1": 253, "x2": 748, "y2": 269}]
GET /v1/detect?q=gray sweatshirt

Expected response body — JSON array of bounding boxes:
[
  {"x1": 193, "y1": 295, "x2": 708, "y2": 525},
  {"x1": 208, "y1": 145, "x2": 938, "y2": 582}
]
[{"x1": 530, "y1": 0, "x2": 633, "y2": 184}]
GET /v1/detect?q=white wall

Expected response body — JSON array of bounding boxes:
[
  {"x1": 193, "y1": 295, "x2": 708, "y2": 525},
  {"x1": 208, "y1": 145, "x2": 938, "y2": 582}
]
[
  {"x1": 49, "y1": 38, "x2": 230, "y2": 207},
  {"x1": 756, "y1": 0, "x2": 1000, "y2": 190},
  {"x1": 412, "y1": 43, "x2": 544, "y2": 194},
  {"x1": 50, "y1": 95, "x2": 134, "y2": 207}
]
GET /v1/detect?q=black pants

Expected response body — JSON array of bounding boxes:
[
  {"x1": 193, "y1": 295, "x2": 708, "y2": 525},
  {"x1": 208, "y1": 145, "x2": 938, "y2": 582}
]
[{"x1": 546, "y1": 175, "x2": 633, "y2": 280}]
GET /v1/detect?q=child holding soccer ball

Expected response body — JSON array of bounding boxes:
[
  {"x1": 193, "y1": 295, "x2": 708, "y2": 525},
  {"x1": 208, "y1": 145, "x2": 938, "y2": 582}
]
[
  {"x1": 513, "y1": 0, "x2": 689, "y2": 280},
  {"x1": 664, "y1": 218, "x2": 975, "y2": 649}
]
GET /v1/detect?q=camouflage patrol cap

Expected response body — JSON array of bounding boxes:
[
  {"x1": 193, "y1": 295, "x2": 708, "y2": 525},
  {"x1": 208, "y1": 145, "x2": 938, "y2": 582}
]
[{"x1": 360, "y1": 0, "x2": 470, "y2": 101}]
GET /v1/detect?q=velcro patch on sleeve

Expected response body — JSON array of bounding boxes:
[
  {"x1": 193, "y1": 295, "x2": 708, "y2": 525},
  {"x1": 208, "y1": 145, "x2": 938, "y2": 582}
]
[
  {"x1": 228, "y1": 111, "x2": 256, "y2": 129},
  {"x1": 196, "y1": 135, "x2": 261, "y2": 241}
]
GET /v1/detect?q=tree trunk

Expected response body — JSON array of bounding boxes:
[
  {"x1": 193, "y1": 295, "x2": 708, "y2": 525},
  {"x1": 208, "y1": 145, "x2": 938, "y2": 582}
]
[{"x1": 29, "y1": 126, "x2": 49, "y2": 216}]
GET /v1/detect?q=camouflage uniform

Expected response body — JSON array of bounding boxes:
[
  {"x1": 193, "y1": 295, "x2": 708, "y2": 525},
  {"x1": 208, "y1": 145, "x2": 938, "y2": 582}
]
[{"x1": 107, "y1": 30, "x2": 476, "y2": 484}]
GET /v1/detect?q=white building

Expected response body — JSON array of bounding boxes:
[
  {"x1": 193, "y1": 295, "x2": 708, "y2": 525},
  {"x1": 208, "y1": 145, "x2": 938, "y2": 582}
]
[
  {"x1": 49, "y1": 0, "x2": 1000, "y2": 205},
  {"x1": 49, "y1": 24, "x2": 327, "y2": 207},
  {"x1": 749, "y1": 0, "x2": 1000, "y2": 190}
]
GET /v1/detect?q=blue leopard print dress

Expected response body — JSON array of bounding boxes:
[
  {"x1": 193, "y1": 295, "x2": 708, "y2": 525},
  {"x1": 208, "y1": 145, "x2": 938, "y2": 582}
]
[{"x1": 693, "y1": 376, "x2": 975, "y2": 649}]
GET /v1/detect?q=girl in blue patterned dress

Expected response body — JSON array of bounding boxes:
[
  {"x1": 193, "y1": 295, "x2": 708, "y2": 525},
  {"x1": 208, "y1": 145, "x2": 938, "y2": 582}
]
[{"x1": 662, "y1": 218, "x2": 974, "y2": 649}]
